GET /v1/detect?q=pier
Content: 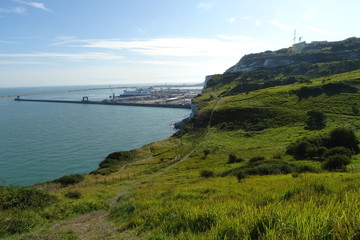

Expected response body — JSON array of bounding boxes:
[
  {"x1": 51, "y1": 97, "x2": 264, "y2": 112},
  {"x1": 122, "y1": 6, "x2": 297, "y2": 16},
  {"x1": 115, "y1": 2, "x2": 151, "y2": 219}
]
[{"x1": 14, "y1": 97, "x2": 192, "y2": 109}]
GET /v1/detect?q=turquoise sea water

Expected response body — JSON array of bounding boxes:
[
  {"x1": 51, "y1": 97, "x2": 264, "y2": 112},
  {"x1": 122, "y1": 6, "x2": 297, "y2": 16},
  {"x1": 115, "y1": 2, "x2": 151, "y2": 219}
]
[{"x1": 0, "y1": 85, "x2": 191, "y2": 186}]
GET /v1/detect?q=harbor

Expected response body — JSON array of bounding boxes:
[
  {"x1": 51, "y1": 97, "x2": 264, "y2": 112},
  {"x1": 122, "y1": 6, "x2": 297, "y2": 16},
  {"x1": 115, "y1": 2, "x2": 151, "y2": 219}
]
[{"x1": 14, "y1": 87, "x2": 202, "y2": 110}]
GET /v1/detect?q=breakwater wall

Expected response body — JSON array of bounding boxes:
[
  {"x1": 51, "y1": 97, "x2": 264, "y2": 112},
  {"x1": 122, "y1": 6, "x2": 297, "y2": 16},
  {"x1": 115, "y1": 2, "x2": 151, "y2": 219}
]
[{"x1": 14, "y1": 98, "x2": 191, "y2": 109}]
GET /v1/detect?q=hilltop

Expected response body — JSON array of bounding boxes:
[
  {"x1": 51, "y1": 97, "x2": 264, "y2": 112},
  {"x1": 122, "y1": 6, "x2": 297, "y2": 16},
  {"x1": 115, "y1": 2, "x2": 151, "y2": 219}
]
[
  {"x1": 2, "y1": 37, "x2": 360, "y2": 239},
  {"x1": 226, "y1": 37, "x2": 360, "y2": 73}
]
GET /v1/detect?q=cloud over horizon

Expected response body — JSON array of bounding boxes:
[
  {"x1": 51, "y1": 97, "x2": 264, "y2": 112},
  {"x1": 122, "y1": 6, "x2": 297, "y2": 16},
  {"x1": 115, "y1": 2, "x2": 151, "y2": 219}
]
[{"x1": 53, "y1": 35, "x2": 272, "y2": 58}]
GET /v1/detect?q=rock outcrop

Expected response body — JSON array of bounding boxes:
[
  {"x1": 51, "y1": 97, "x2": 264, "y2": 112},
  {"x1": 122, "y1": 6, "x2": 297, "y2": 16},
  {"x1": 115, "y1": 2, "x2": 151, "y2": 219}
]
[{"x1": 225, "y1": 37, "x2": 360, "y2": 73}]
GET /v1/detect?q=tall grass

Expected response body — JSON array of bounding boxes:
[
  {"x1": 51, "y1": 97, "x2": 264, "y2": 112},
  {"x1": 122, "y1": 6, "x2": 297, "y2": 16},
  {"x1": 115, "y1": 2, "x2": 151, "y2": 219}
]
[{"x1": 109, "y1": 173, "x2": 360, "y2": 239}]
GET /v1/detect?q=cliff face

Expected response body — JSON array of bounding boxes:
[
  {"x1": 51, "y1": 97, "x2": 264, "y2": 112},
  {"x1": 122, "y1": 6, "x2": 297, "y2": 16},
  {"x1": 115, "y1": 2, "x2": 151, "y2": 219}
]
[{"x1": 225, "y1": 37, "x2": 360, "y2": 73}]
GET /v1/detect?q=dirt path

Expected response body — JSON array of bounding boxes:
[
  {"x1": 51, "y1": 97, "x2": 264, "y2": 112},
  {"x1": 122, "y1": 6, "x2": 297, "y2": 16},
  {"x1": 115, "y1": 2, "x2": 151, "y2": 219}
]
[{"x1": 46, "y1": 149, "x2": 194, "y2": 240}]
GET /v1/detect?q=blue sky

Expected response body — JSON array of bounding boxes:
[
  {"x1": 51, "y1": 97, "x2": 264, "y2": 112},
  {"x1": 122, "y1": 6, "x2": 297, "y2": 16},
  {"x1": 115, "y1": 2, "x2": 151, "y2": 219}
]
[{"x1": 0, "y1": 0, "x2": 359, "y2": 87}]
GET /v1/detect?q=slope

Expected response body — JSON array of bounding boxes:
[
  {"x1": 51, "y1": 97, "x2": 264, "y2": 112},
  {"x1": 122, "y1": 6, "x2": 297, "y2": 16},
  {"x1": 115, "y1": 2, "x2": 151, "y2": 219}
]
[{"x1": 2, "y1": 38, "x2": 360, "y2": 239}]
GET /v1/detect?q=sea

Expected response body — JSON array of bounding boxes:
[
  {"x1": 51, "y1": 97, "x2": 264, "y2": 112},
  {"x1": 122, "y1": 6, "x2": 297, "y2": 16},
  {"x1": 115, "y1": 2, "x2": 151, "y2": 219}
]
[{"x1": 0, "y1": 85, "x2": 192, "y2": 186}]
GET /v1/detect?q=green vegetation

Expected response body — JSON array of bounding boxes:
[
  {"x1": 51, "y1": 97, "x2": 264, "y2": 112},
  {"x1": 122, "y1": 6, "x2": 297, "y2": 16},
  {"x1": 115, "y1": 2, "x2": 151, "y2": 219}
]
[
  {"x1": 53, "y1": 174, "x2": 85, "y2": 187},
  {"x1": 227, "y1": 153, "x2": 244, "y2": 164},
  {"x1": 200, "y1": 170, "x2": 214, "y2": 178},
  {"x1": 305, "y1": 110, "x2": 326, "y2": 129},
  {"x1": 64, "y1": 191, "x2": 82, "y2": 199},
  {"x1": 3, "y1": 37, "x2": 360, "y2": 239},
  {"x1": 91, "y1": 150, "x2": 136, "y2": 175},
  {"x1": 0, "y1": 186, "x2": 56, "y2": 210}
]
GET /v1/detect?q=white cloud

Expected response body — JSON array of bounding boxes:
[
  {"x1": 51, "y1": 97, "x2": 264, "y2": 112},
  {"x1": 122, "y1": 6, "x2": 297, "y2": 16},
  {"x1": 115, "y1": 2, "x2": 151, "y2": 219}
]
[
  {"x1": 228, "y1": 17, "x2": 238, "y2": 23},
  {"x1": 55, "y1": 36, "x2": 272, "y2": 59},
  {"x1": 255, "y1": 20, "x2": 262, "y2": 26},
  {"x1": 268, "y1": 20, "x2": 293, "y2": 30},
  {"x1": 0, "y1": 6, "x2": 26, "y2": 14},
  {"x1": 305, "y1": 25, "x2": 337, "y2": 35},
  {"x1": 12, "y1": 0, "x2": 51, "y2": 12},
  {"x1": 303, "y1": 8, "x2": 317, "y2": 20},
  {"x1": 0, "y1": 60, "x2": 49, "y2": 65},
  {"x1": 0, "y1": 52, "x2": 125, "y2": 61},
  {"x1": 216, "y1": 34, "x2": 254, "y2": 41},
  {"x1": 13, "y1": 6, "x2": 26, "y2": 14},
  {"x1": 196, "y1": 2, "x2": 213, "y2": 12},
  {"x1": 26, "y1": 2, "x2": 49, "y2": 11}
]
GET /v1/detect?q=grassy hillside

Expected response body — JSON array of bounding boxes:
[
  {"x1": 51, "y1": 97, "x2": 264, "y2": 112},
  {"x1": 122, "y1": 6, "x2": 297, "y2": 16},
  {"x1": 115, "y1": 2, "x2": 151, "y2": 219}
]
[{"x1": 2, "y1": 40, "x2": 360, "y2": 239}]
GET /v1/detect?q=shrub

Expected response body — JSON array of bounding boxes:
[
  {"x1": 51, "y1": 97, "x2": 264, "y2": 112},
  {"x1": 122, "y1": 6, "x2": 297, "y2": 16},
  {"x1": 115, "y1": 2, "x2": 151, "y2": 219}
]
[
  {"x1": 286, "y1": 128, "x2": 359, "y2": 160},
  {"x1": 287, "y1": 140, "x2": 326, "y2": 160},
  {"x1": 64, "y1": 191, "x2": 82, "y2": 199},
  {"x1": 0, "y1": 186, "x2": 56, "y2": 210},
  {"x1": 328, "y1": 127, "x2": 359, "y2": 153},
  {"x1": 98, "y1": 150, "x2": 136, "y2": 169},
  {"x1": 322, "y1": 155, "x2": 351, "y2": 171},
  {"x1": 235, "y1": 171, "x2": 246, "y2": 182},
  {"x1": 220, "y1": 161, "x2": 318, "y2": 177},
  {"x1": 200, "y1": 170, "x2": 214, "y2": 178},
  {"x1": 245, "y1": 161, "x2": 294, "y2": 175},
  {"x1": 289, "y1": 141, "x2": 313, "y2": 158},
  {"x1": 324, "y1": 147, "x2": 353, "y2": 158},
  {"x1": 203, "y1": 149, "x2": 210, "y2": 157},
  {"x1": 322, "y1": 82, "x2": 357, "y2": 95},
  {"x1": 305, "y1": 110, "x2": 326, "y2": 130},
  {"x1": 227, "y1": 153, "x2": 244, "y2": 164},
  {"x1": 53, "y1": 174, "x2": 85, "y2": 187},
  {"x1": 0, "y1": 210, "x2": 42, "y2": 236},
  {"x1": 295, "y1": 86, "x2": 323, "y2": 98},
  {"x1": 248, "y1": 156, "x2": 265, "y2": 164}
]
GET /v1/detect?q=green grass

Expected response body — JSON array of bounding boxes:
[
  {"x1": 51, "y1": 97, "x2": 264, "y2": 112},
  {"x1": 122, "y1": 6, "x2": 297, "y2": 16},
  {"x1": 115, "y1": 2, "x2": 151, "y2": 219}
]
[
  {"x1": 4, "y1": 47, "x2": 360, "y2": 239},
  {"x1": 111, "y1": 172, "x2": 360, "y2": 239}
]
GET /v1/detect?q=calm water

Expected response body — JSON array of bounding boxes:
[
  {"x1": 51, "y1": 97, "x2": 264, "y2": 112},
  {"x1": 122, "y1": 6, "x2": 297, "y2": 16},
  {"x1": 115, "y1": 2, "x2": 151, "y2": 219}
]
[{"x1": 0, "y1": 85, "x2": 191, "y2": 186}]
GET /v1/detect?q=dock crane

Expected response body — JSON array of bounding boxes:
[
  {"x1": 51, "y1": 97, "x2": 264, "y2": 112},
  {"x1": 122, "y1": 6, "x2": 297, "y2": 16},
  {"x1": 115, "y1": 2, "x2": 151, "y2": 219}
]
[{"x1": 109, "y1": 85, "x2": 115, "y2": 101}]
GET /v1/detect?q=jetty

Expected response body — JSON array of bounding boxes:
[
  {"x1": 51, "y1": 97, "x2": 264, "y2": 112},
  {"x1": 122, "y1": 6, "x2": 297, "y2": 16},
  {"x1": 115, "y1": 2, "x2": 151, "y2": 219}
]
[{"x1": 14, "y1": 96, "x2": 192, "y2": 109}]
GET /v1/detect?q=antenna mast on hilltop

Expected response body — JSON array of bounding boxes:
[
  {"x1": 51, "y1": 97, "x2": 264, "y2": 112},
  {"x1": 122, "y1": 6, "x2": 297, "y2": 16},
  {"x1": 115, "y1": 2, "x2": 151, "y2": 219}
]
[{"x1": 293, "y1": 29, "x2": 296, "y2": 45}]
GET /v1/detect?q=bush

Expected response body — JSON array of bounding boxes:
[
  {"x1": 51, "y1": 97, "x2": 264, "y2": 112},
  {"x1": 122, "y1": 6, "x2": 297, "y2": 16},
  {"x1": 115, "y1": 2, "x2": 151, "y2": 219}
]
[
  {"x1": 289, "y1": 141, "x2": 314, "y2": 158},
  {"x1": 64, "y1": 191, "x2": 82, "y2": 199},
  {"x1": 244, "y1": 161, "x2": 295, "y2": 175},
  {"x1": 248, "y1": 156, "x2": 265, "y2": 164},
  {"x1": 295, "y1": 86, "x2": 323, "y2": 98},
  {"x1": 322, "y1": 154, "x2": 351, "y2": 171},
  {"x1": 220, "y1": 161, "x2": 319, "y2": 177},
  {"x1": 324, "y1": 147, "x2": 353, "y2": 158},
  {"x1": 98, "y1": 150, "x2": 136, "y2": 169},
  {"x1": 200, "y1": 170, "x2": 214, "y2": 178},
  {"x1": 0, "y1": 186, "x2": 56, "y2": 210},
  {"x1": 286, "y1": 128, "x2": 359, "y2": 160},
  {"x1": 287, "y1": 140, "x2": 327, "y2": 160},
  {"x1": 305, "y1": 110, "x2": 326, "y2": 130},
  {"x1": 53, "y1": 174, "x2": 85, "y2": 187},
  {"x1": 0, "y1": 210, "x2": 42, "y2": 236},
  {"x1": 203, "y1": 149, "x2": 210, "y2": 157},
  {"x1": 235, "y1": 171, "x2": 246, "y2": 182},
  {"x1": 227, "y1": 153, "x2": 244, "y2": 164},
  {"x1": 328, "y1": 127, "x2": 359, "y2": 153}
]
